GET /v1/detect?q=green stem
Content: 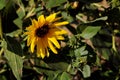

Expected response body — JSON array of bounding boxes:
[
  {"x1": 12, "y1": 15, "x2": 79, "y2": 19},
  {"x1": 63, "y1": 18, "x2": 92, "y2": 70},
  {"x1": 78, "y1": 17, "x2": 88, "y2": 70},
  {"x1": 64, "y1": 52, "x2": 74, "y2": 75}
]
[
  {"x1": 0, "y1": 48, "x2": 3, "y2": 56},
  {"x1": 112, "y1": 34, "x2": 117, "y2": 52}
]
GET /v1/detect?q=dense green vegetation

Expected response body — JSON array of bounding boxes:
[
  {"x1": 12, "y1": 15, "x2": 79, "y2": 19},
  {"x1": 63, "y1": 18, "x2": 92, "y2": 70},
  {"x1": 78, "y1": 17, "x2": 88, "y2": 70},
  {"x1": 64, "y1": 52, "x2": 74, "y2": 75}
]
[{"x1": 0, "y1": 0, "x2": 120, "y2": 80}]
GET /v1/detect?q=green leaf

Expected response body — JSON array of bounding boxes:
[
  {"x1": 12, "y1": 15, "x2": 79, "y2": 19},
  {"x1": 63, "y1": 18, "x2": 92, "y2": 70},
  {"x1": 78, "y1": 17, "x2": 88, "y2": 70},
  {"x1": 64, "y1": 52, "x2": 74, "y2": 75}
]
[
  {"x1": 48, "y1": 62, "x2": 69, "y2": 71},
  {"x1": 101, "y1": 48, "x2": 110, "y2": 60},
  {"x1": 0, "y1": 0, "x2": 6, "y2": 10},
  {"x1": 6, "y1": 29, "x2": 22, "y2": 37},
  {"x1": 2, "y1": 37, "x2": 23, "y2": 80},
  {"x1": 16, "y1": 7, "x2": 25, "y2": 19},
  {"x1": 3, "y1": 36, "x2": 23, "y2": 56},
  {"x1": 13, "y1": 18, "x2": 23, "y2": 29},
  {"x1": 34, "y1": 67, "x2": 61, "y2": 80},
  {"x1": 13, "y1": 0, "x2": 25, "y2": 19},
  {"x1": 60, "y1": 72, "x2": 71, "y2": 80},
  {"x1": 74, "y1": 46, "x2": 88, "y2": 57},
  {"x1": 82, "y1": 65, "x2": 91, "y2": 78},
  {"x1": 24, "y1": 7, "x2": 35, "y2": 19},
  {"x1": 111, "y1": 0, "x2": 120, "y2": 8},
  {"x1": 46, "y1": 0, "x2": 67, "y2": 8},
  {"x1": 80, "y1": 26, "x2": 101, "y2": 39},
  {"x1": 0, "y1": 75, "x2": 6, "y2": 80},
  {"x1": 88, "y1": 16, "x2": 108, "y2": 23}
]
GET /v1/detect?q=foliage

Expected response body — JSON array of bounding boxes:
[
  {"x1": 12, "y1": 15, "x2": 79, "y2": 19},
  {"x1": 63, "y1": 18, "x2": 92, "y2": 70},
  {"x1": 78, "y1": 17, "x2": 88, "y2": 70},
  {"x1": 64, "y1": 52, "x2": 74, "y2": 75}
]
[{"x1": 0, "y1": 0, "x2": 120, "y2": 80}]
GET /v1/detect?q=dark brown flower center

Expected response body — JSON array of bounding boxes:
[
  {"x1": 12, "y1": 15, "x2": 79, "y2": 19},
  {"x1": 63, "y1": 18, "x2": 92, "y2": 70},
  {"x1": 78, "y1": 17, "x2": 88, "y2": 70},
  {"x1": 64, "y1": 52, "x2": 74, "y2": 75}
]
[{"x1": 35, "y1": 25, "x2": 49, "y2": 37}]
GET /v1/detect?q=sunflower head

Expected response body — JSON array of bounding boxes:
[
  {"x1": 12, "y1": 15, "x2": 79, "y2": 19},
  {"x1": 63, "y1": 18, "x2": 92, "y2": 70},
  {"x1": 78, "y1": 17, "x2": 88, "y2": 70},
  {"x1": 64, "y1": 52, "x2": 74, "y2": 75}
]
[
  {"x1": 35, "y1": 25, "x2": 49, "y2": 37},
  {"x1": 24, "y1": 13, "x2": 69, "y2": 58}
]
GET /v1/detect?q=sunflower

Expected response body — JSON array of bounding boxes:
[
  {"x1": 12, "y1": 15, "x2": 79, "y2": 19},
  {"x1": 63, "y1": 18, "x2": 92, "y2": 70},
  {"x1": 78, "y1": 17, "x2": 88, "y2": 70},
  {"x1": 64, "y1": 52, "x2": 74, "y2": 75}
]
[{"x1": 24, "y1": 13, "x2": 69, "y2": 58}]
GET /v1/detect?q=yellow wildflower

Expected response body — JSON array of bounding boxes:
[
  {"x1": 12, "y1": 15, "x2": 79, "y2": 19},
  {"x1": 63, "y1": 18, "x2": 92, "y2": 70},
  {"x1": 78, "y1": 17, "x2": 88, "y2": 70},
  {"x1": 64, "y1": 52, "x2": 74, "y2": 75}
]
[{"x1": 24, "y1": 13, "x2": 69, "y2": 58}]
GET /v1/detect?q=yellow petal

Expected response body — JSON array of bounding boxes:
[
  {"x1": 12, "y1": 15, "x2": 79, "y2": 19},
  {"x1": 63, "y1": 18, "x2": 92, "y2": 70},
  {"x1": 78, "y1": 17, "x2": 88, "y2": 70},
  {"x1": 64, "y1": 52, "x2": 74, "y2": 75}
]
[
  {"x1": 46, "y1": 49, "x2": 50, "y2": 57},
  {"x1": 26, "y1": 25, "x2": 34, "y2": 31},
  {"x1": 27, "y1": 36, "x2": 31, "y2": 46},
  {"x1": 56, "y1": 36, "x2": 65, "y2": 40},
  {"x1": 38, "y1": 15, "x2": 45, "y2": 27},
  {"x1": 54, "y1": 21, "x2": 69, "y2": 27},
  {"x1": 53, "y1": 17, "x2": 62, "y2": 22},
  {"x1": 46, "y1": 13, "x2": 56, "y2": 23},
  {"x1": 36, "y1": 39, "x2": 42, "y2": 57},
  {"x1": 36, "y1": 38, "x2": 45, "y2": 58},
  {"x1": 55, "y1": 30, "x2": 67, "y2": 35},
  {"x1": 41, "y1": 48, "x2": 45, "y2": 59},
  {"x1": 30, "y1": 37, "x2": 36, "y2": 53},
  {"x1": 48, "y1": 37, "x2": 60, "y2": 49},
  {"x1": 39, "y1": 38, "x2": 46, "y2": 58},
  {"x1": 48, "y1": 40, "x2": 58, "y2": 54},
  {"x1": 24, "y1": 32, "x2": 30, "y2": 35},
  {"x1": 43, "y1": 37, "x2": 50, "y2": 57},
  {"x1": 32, "y1": 19, "x2": 38, "y2": 28}
]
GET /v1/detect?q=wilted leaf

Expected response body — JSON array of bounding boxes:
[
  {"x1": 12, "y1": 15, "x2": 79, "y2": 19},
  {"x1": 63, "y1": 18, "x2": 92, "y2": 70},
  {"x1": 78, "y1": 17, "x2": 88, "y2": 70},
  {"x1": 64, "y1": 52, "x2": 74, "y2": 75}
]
[
  {"x1": 89, "y1": 16, "x2": 108, "y2": 23},
  {"x1": 24, "y1": 8, "x2": 35, "y2": 19},
  {"x1": 80, "y1": 26, "x2": 101, "y2": 39}
]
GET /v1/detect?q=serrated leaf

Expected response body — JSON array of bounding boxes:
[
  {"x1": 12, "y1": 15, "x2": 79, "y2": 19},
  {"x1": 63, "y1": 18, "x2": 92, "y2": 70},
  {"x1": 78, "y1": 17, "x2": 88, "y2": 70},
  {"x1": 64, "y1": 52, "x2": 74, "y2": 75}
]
[
  {"x1": 80, "y1": 26, "x2": 101, "y2": 39},
  {"x1": 2, "y1": 37, "x2": 23, "y2": 80},
  {"x1": 0, "y1": 0, "x2": 6, "y2": 10},
  {"x1": 46, "y1": 0, "x2": 67, "y2": 8},
  {"x1": 82, "y1": 65, "x2": 91, "y2": 78},
  {"x1": 60, "y1": 72, "x2": 71, "y2": 80}
]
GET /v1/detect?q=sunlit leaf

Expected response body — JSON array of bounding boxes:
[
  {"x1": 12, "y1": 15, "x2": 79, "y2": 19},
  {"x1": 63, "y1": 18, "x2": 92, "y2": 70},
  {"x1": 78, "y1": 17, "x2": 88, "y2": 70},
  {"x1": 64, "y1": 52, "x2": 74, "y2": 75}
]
[
  {"x1": 82, "y1": 64, "x2": 91, "y2": 78},
  {"x1": 6, "y1": 29, "x2": 22, "y2": 37},
  {"x1": 74, "y1": 46, "x2": 88, "y2": 57},
  {"x1": 13, "y1": 18, "x2": 23, "y2": 29},
  {"x1": 111, "y1": 0, "x2": 120, "y2": 8},
  {"x1": 16, "y1": 7, "x2": 25, "y2": 19},
  {"x1": 24, "y1": 8, "x2": 35, "y2": 19},
  {"x1": 80, "y1": 26, "x2": 101, "y2": 39},
  {"x1": 0, "y1": 0, "x2": 6, "y2": 10}
]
